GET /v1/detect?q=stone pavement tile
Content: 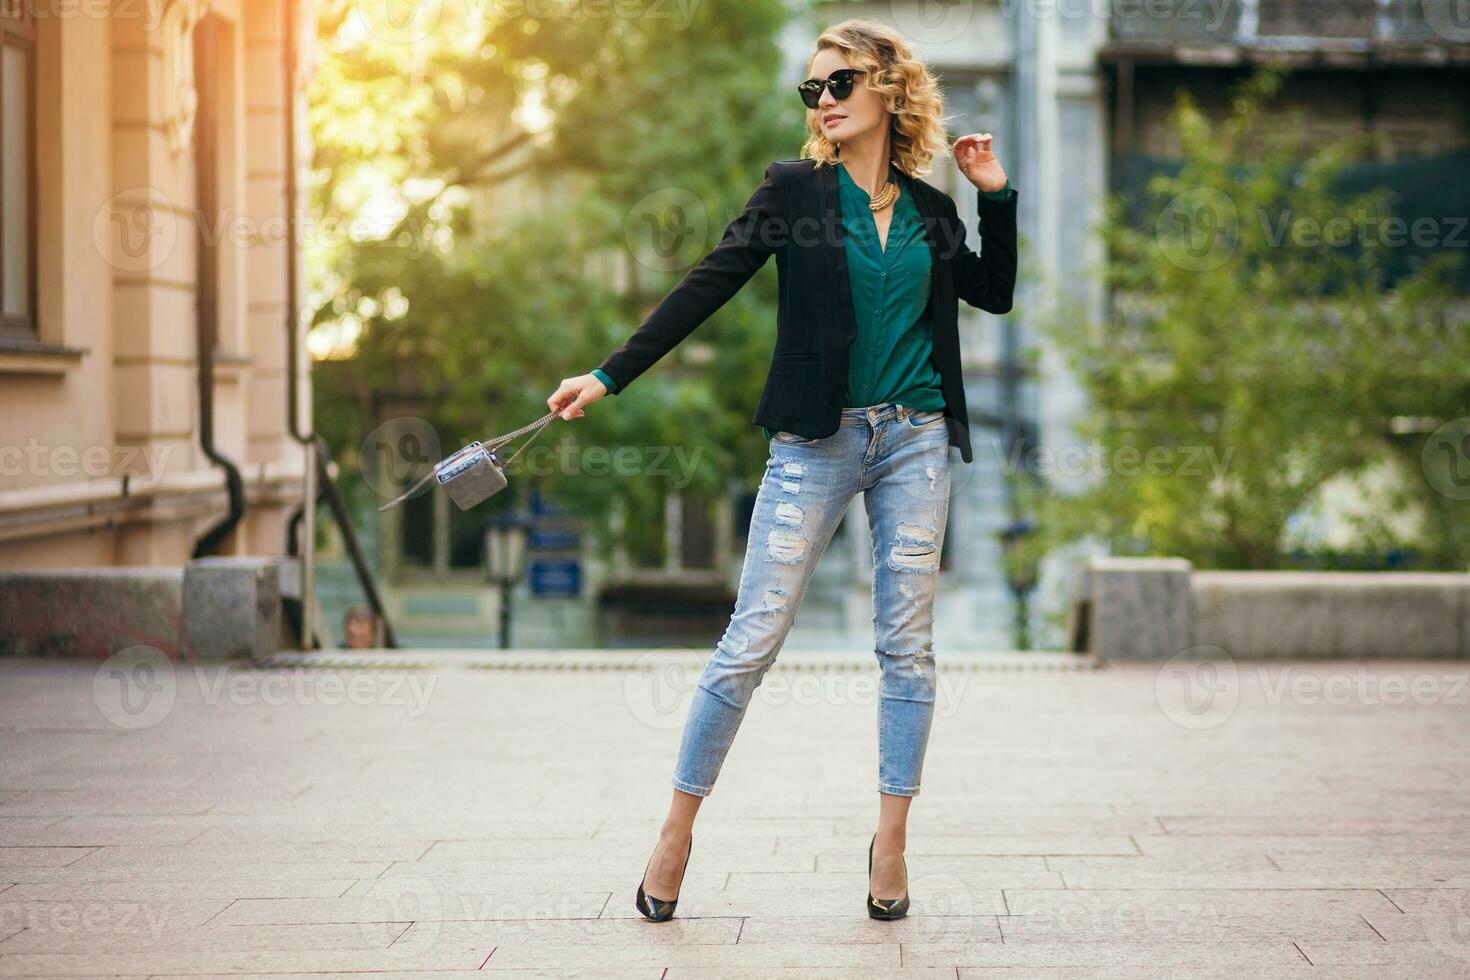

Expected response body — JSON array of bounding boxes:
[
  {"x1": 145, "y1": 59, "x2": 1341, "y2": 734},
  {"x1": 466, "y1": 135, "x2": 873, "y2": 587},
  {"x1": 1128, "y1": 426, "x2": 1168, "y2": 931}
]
[
  {"x1": 0, "y1": 860, "x2": 395, "y2": 884},
  {"x1": 1004, "y1": 887, "x2": 1401, "y2": 918},
  {"x1": 0, "y1": 897, "x2": 231, "y2": 936},
  {"x1": 0, "y1": 850, "x2": 92, "y2": 870},
  {"x1": 601, "y1": 818, "x2": 837, "y2": 839},
  {"x1": 0, "y1": 948, "x2": 489, "y2": 975},
  {"x1": 3, "y1": 879, "x2": 359, "y2": 901},
  {"x1": 212, "y1": 892, "x2": 613, "y2": 925},
  {"x1": 901, "y1": 940, "x2": 1309, "y2": 969},
  {"x1": 778, "y1": 834, "x2": 1139, "y2": 858},
  {"x1": 997, "y1": 909, "x2": 1382, "y2": 942},
  {"x1": 187, "y1": 817, "x2": 601, "y2": 844},
  {"x1": 1159, "y1": 815, "x2": 1470, "y2": 836},
  {"x1": 954, "y1": 969, "x2": 1315, "y2": 979},
  {"x1": 0, "y1": 815, "x2": 218, "y2": 846},
  {"x1": 1048, "y1": 851, "x2": 1278, "y2": 874},
  {"x1": 0, "y1": 920, "x2": 413, "y2": 953},
  {"x1": 667, "y1": 969, "x2": 952, "y2": 979},
  {"x1": 406, "y1": 916, "x2": 741, "y2": 947},
  {"x1": 1295, "y1": 939, "x2": 1470, "y2": 973},
  {"x1": 141, "y1": 973, "x2": 657, "y2": 980},
  {"x1": 419, "y1": 838, "x2": 788, "y2": 863},
  {"x1": 342, "y1": 868, "x2": 728, "y2": 898},
  {"x1": 482, "y1": 941, "x2": 900, "y2": 970},
  {"x1": 1054, "y1": 868, "x2": 1470, "y2": 890},
  {"x1": 718, "y1": 873, "x2": 1011, "y2": 918},
  {"x1": 0, "y1": 790, "x2": 219, "y2": 818},
  {"x1": 816, "y1": 854, "x2": 1048, "y2": 874},
  {"x1": 70, "y1": 842, "x2": 434, "y2": 866},
  {"x1": 735, "y1": 913, "x2": 1002, "y2": 945}
]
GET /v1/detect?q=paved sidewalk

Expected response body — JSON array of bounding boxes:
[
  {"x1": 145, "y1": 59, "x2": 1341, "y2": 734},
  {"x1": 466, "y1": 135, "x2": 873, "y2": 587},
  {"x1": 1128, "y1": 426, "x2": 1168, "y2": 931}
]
[{"x1": 1, "y1": 652, "x2": 1468, "y2": 978}]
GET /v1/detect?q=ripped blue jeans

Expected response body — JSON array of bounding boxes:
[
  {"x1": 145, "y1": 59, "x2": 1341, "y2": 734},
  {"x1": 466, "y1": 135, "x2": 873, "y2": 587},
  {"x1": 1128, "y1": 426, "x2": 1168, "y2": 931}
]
[{"x1": 672, "y1": 402, "x2": 953, "y2": 798}]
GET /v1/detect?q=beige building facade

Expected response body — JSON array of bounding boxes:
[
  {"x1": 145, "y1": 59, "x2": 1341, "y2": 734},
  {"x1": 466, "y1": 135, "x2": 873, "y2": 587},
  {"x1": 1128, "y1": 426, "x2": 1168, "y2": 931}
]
[{"x1": 0, "y1": 0, "x2": 313, "y2": 569}]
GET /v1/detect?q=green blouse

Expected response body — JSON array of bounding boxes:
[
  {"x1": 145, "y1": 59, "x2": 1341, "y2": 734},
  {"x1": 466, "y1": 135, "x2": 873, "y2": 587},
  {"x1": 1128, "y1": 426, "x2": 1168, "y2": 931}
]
[{"x1": 591, "y1": 166, "x2": 1016, "y2": 446}]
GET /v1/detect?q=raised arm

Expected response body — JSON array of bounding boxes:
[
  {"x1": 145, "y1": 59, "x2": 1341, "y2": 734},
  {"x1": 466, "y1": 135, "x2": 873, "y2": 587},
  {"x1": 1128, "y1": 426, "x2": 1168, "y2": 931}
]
[
  {"x1": 949, "y1": 184, "x2": 1018, "y2": 315},
  {"x1": 594, "y1": 161, "x2": 785, "y2": 393}
]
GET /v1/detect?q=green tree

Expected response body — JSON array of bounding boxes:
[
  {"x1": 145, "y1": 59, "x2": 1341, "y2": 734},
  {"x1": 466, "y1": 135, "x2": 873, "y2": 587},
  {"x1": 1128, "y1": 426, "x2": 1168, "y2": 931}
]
[
  {"x1": 1030, "y1": 68, "x2": 1469, "y2": 570},
  {"x1": 307, "y1": 0, "x2": 804, "y2": 560}
]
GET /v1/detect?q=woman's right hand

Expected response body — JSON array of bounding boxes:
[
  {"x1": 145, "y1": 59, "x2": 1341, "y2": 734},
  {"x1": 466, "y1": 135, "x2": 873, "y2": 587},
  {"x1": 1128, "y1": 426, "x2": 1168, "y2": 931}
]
[{"x1": 547, "y1": 374, "x2": 608, "y2": 420}]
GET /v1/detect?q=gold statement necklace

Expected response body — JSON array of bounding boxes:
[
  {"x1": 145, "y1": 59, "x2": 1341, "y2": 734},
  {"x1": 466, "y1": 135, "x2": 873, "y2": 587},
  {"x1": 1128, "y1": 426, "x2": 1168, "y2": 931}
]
[{"x1": 867, "y1": 177, "x2": 899, "y2": 211}]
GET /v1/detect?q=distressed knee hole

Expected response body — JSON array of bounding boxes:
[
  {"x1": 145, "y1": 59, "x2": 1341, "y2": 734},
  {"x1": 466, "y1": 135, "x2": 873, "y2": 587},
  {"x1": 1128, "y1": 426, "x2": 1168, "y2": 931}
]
[
  {"x1": 761, "y1": 586, "x2": 790, "y2": 613},
  {"x1": 889, "y1": 523, "x2": 940, "y2": 573},
  {"x1": 765, "y1": 528, "x2": 807, "y2": 565},
  {"x1": 773, "y1": 501, "x2": 804, "y2": 527}
]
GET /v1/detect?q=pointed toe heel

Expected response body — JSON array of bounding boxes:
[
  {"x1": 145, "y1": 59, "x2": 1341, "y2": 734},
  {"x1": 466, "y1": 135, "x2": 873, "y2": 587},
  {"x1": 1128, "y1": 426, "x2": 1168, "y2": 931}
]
[
  {"x1": 635, "y1": 834, "x2": 693, "y2": 923},
  {"x1": 866, "y1": 834, "x2": 911, "y2": 921}
]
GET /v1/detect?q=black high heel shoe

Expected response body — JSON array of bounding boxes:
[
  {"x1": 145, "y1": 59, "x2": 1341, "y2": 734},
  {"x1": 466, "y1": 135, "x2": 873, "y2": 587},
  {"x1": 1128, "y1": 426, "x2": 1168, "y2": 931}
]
[
  {"x1": 635, "y1": 834, "x2": 692, "y2": 922},
  {"x1": 867, "y1": 834, "x2": 910, "y2": 920}
]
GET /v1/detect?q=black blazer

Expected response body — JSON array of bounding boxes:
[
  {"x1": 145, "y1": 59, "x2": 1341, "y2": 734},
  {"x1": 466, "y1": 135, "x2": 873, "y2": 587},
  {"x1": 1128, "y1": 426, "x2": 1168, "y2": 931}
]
[{"x1": 595, "y1": 158, "x2": 1019, "y2": 464}]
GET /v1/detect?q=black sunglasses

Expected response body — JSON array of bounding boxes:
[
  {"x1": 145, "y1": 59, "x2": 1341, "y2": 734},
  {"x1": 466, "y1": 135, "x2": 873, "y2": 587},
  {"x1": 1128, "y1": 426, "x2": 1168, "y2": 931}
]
[{"x1": 797, "y1": 68, "x2": 866, "y2": 110}]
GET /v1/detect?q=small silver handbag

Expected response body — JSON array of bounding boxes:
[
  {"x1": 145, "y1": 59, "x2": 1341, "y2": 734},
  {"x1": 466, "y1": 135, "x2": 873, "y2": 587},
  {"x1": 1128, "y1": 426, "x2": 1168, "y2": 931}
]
[{"x1": 378, "y1": 410, "x2": 558, "y2": 513}]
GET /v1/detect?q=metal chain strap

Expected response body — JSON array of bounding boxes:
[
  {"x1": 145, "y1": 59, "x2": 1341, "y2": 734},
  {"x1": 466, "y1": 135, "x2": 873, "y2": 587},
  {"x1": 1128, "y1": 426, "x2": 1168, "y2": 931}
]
[{"x1": 376, "y1": 409, "x2": 562, "y2": 512}]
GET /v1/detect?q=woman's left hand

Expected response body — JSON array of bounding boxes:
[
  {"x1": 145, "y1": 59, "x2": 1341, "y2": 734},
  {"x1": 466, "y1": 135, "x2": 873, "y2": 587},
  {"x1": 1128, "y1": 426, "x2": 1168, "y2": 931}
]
[{"x1": 954, "y1": 133, "x2": 1008, "y2": 193}]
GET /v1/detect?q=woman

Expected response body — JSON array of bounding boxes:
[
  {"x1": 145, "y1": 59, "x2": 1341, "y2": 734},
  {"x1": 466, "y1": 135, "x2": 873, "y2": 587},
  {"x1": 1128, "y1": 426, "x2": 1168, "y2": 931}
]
[{"x1": 547, "y1": 18, "x2": 1017, "y2": 921}]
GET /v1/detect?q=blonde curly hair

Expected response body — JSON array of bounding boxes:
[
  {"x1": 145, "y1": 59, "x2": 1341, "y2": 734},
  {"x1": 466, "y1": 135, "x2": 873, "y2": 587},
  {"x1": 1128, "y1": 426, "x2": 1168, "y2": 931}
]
[{"x1": 799, "y1": 19, "x2": 954, "y2": 178}]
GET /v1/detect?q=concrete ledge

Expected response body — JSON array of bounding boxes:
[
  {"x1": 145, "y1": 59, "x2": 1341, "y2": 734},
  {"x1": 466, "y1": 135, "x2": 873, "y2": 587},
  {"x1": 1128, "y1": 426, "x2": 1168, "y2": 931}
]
[
  {"x1": 0, "y1": 567, "x2": 184, "y2": 657},
  {"x1": 1, "y1": 558, "x2": 296, "y2": 660},
  {"x1": 1076, "y1": 559, "x2": 1470, "y2": 660},
  {"x1": 1193, "y1": 571, "x2": 1470, "y2": 660}
]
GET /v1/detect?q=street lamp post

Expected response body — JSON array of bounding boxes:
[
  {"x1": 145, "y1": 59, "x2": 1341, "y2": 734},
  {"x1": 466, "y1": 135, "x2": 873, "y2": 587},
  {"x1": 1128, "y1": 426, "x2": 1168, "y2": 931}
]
[
  {"x1": 484, "y1": 512, "x2": 533, "y2": 650},
  {"x1": 998, "y1": 519, "x2": 1039, "y2": 651}
]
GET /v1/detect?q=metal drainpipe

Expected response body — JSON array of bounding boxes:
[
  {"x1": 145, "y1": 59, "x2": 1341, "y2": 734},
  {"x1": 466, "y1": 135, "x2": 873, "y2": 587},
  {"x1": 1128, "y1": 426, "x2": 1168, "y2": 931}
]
[
  {"x1": 282, "y1": 0, "x2": 317, "y2": 647},
  {"x1": 192, "y1": 15, "x2": 247, "y2": 559}
]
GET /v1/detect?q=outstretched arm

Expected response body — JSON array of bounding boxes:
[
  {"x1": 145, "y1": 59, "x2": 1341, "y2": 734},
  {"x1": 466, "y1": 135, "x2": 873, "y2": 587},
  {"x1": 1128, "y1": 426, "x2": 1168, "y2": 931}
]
[{"x1": 594, "y1": 161, "x2": 785, "y2": 394}]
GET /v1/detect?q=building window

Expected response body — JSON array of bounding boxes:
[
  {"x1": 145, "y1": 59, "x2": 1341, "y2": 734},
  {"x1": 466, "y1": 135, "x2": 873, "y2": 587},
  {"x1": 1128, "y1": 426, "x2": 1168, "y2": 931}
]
[{"x1": 0, "y1": 0, "x2": 34, "y2": 342}]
